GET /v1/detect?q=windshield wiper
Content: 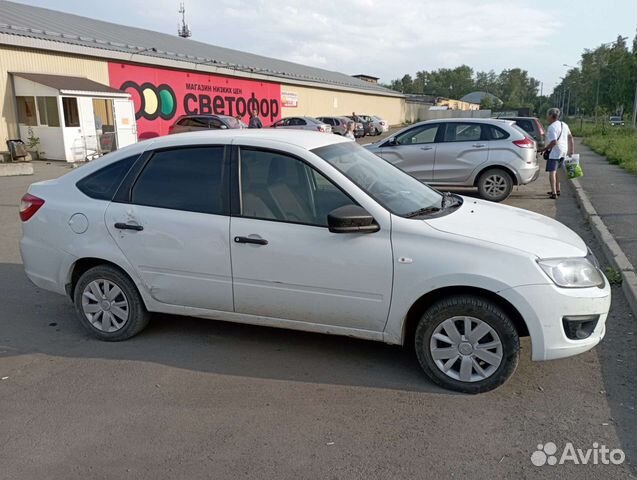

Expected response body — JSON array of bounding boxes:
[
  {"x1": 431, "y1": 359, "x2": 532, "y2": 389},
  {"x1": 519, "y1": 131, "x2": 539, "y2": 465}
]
[{"x1": 404, "y1": 206, "x2": 441, "y2": 218}]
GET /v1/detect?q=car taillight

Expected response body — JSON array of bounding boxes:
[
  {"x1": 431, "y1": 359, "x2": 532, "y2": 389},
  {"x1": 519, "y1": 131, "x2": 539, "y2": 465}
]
[
  {"x1": 513, "y1": 137, "x2": 534, "y2": 148},
  {"x1": 318, "y1": 125, "x2": 326, "y2": 132},
  {"x1": 535, "y1": 120, "x2": 545, "y2": 136},
  {"x1": 20, "y1": 193, "x2": 45, "y2": 221}
]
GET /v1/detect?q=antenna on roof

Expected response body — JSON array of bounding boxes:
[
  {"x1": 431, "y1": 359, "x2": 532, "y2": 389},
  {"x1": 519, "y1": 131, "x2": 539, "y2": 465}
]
[{"x1": 177, "y1": 3, "x2": 192, "y2": 38}]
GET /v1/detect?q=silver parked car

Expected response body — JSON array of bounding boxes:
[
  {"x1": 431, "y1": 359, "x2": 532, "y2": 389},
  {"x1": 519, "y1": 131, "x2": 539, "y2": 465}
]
[
  {"x1": 271, "y1": 116, "x2": 332, "y2": 133},
  {"x1": 365, "y1": 118, "x2": 539, "y2": 202},
  {"x1": 168, "y1": 114, "x2": 242, "y2": 134},
  {"x1": 316, "y1": 116, "x2": 352, "y2": 135}
]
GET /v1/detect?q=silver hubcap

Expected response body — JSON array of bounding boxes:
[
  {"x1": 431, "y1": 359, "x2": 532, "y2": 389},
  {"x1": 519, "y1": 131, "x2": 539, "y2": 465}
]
[
  {"x1": 81, "y1": 279, "x2": 129, "y2": 332},
  {"x1": 484, "y1": 175, "x2": 507, "y2": 197},
  {"x1": 430, "y1": 316, "x2": 503, "y2": 382}
]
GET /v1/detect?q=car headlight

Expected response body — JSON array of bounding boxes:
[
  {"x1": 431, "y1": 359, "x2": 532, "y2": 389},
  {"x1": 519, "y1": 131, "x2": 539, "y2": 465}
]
[{"x1": 537, "y1": 256, "x2": 604, "y2": 288}]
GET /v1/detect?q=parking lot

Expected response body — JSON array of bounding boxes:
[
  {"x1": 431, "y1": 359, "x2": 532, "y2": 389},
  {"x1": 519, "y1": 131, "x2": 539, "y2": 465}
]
[{"x1": 1, "y1": 146, "x2": 635, "y2": 479}]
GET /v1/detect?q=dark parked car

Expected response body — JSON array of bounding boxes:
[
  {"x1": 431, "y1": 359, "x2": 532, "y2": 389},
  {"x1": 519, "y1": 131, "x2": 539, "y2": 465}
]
[
  {"x1": 317, "y1": 116, "x2": 364, "y2": 137},
  {"x1": 347, "y1": 115, "x2": 374, "y2": 136},
  {"x1": 168, "y1": 114, "x2": 243, "y2": 134},
  {"x1": 500, "y1": 116, "x2": 545, "y2": 149}
]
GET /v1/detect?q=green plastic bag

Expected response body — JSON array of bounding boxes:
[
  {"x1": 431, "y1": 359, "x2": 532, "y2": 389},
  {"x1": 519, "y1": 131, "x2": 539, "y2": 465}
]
[{"x1": 564, "y1": 154, "x2": 583, "y2": 180}]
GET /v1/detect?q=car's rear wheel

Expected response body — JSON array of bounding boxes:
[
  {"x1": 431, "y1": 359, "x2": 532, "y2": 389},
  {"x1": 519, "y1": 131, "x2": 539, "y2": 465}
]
[
  {"x1": 414, "y1": 295, "x2": 520, "y2": 394},
  {"x1": 477, "y1": 168, "x2": 513, "y2": 202},
  {"x1": 73, "y1": 265, "x2": 150, "y2": 341}
]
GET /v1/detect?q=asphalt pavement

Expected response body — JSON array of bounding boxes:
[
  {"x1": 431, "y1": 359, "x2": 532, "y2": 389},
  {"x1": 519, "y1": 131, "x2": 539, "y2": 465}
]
[{"x1": 0, "y1": 149, "x2": 635, "y2": 479}]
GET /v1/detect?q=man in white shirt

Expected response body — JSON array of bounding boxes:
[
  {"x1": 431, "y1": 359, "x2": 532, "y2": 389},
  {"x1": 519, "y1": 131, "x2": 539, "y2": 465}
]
[{"x1": 541, "y1": 108, "x2": 574, "y2": 199}]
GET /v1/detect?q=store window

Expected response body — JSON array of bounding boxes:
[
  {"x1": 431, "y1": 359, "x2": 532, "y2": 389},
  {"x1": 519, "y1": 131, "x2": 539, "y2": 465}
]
[
  {"x1": 36, "y1": 97, "x2": 60, "y2": 127},
  {"x1": 62, "y1": 97, "x2": 80, "y2": 127},
  {"x1": 16, "y1": 96, "x2": 37, "y2": 126}
]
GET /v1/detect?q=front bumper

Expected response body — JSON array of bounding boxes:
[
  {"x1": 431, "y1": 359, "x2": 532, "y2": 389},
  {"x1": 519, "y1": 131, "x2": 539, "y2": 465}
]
[{"x1": 498, "y1": 280, "x2": 611, "y2": 361}]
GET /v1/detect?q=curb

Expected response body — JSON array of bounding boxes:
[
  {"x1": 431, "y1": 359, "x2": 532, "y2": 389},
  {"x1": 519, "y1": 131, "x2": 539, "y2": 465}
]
[{"x1": 571, "y1": 178, "x2": 637, "y2": 316}]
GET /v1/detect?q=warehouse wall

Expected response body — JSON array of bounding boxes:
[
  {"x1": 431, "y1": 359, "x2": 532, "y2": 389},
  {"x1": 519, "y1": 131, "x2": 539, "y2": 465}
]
[
  {"x1": 0, "y1": 45, "x2": 110, "y2": 143},
  {"x1": 0, "y1": 45, "x2": 404, "y2": 144},
  {"x1": 279, "y1": 84, "x2": 404, "y2": 125}
]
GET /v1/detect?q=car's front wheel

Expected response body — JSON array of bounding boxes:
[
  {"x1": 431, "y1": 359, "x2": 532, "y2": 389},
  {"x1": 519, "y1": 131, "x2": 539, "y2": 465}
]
[
  {"x1": 73, "y1": 265, "x2": 150, "y2": 341},
  {"x1": 477, "y1": 168, "x2": 513, "y2": 202},
  {"x1": 414, "y1": 295, "x2": 520, "y2": 394}
]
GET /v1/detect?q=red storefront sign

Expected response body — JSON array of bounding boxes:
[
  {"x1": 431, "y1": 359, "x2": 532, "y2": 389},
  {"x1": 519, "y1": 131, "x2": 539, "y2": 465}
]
[{"x1": 108, "y1": 62, "x2": 282, "y2": 139}]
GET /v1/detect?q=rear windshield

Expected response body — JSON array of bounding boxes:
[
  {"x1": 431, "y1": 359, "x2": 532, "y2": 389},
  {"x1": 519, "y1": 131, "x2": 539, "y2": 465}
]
[{"x1": 76, "y1": 155, "x2": 137, "y2": 200}]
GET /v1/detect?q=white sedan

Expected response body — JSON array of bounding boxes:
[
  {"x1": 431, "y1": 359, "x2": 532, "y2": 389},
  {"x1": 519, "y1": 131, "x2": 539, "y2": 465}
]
[{"x1": 20, "y1": 129, "x2": 610, "y2": 393}]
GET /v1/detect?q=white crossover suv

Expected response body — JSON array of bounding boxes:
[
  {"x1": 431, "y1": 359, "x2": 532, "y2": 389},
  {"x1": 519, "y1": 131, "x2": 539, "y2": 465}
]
[{"x1": 20, "y1": 130, "x2": 610, "y2": 393}]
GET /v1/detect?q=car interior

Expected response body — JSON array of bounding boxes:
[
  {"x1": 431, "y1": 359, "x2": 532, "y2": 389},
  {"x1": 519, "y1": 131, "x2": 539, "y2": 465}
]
[{"x1": 239, "y1": 150, "x2": 351, "y2": 226}]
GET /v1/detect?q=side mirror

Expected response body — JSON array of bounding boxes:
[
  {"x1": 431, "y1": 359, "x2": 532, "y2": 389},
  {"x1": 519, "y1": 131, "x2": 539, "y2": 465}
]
[
  {"x1": 220, "y1": 125, "x2": 228, "y2": 129},
  {"x1": 384, "y1": 137, "x2": 397, "y2": 147},
  {"x1": 328, "y1": 205, "x2": 380, "y2": 234}
]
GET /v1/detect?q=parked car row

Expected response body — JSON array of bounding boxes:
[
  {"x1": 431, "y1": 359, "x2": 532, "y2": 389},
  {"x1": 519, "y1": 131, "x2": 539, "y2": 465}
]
[{"x1": 168, "y1": 114, "x2": 388, "y2": 138}]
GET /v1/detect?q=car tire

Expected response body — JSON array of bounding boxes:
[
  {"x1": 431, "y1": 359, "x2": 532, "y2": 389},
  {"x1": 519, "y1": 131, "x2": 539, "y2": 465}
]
[
  {"x1": 414, "y1": 294, "x2": 520, "y2": 394},
  {"x1": 477, "y1": 168, "x2": 513, "y2": 202},
  {"x1": 73, "y1": 265, "x2": 150, "y2": 341}
]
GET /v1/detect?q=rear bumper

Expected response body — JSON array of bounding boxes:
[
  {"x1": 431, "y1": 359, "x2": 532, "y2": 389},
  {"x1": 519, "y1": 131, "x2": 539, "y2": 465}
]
[
  {"x1": 517, "y1": 163, "x2": 540, "y2": 185},
  {"x1": 20, "y1": 235, "x2": 75, "y2": 296}
]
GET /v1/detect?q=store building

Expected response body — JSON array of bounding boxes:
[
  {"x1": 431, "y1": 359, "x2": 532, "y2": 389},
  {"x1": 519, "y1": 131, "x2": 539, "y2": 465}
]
[{"x1": 0, "y1": 1, "x2": 404, "y2": 161}]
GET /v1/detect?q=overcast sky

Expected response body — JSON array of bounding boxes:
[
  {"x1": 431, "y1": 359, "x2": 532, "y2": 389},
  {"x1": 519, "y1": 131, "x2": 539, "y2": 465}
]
[{"x1": 13, "y1": 0, "x2": 637, "y2": 92}]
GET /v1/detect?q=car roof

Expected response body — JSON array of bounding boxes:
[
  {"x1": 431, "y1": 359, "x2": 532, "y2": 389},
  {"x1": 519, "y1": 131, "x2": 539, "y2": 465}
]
[
  {"x1": 142, "y1": 128, "x2": 350, "y2": 151},
  {"x1": 499, "y1": 116, "x2": 538, "y2": 120},
  {"x1": 415, "y1": 118, "x2": 515, "y2": 126}
]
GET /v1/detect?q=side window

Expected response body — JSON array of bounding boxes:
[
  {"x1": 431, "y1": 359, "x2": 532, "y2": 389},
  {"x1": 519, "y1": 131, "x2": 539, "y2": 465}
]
[
  {"x1": 76, "y1": 155, "x2": 138, "y2": 200},
  {"x1": 239, "y1": 149, "x2": 353, "y2": 227},
  {"x1": 189, "y1": 117, "x2": 208, "y2": 128},
  {"x1": 131, "y1": 147, "x2": 227, "y2": 215},
  {"x1": 209, "y1": 118, "x2": 224, "y2": 129},
  {"x1": 489, "y1": 126, "x2": 509, "y2": 140},
  {"x1": 396, "y1": 124, "x2": 439, "y2": 145},
  {"x1": 443, "y1": 123, "x2": 483, "y2": 142}
]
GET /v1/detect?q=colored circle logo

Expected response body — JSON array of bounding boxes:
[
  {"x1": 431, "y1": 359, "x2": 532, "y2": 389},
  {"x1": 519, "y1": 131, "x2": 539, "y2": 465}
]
[{"x1": 120, "y1": 81, "x2": 177, "y2": 120}]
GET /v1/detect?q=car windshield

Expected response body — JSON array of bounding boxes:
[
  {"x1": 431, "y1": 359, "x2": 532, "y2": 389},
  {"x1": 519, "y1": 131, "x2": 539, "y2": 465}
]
[
  {"x1": 312, "y1": 141, "x2": 444, "y2": 216},
  {"x1": 610, "y1": 116, "x2": 621, "y2": 121}
]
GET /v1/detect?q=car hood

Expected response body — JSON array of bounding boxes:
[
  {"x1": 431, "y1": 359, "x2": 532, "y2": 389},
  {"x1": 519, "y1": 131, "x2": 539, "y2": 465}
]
[{"x1": 426, "y1": 197, "x2": 587, "y2": 258}]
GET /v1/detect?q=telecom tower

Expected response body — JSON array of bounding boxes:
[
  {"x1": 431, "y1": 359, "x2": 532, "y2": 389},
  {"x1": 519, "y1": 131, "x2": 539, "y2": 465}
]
[{"x1": 177, "y1": 3, "x2": 192, "y2": 38}]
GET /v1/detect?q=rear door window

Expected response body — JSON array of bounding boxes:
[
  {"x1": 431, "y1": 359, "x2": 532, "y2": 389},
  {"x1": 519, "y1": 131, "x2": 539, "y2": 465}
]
[
  {"x1": 76, "y1": 155, "x2": 138, "y2": 200},
  {"x1": 131, "y1": 147, "x2": 227, "y2": 215}
]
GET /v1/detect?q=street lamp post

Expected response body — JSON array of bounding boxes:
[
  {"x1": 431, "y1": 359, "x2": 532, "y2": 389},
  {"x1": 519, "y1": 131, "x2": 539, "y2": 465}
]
[{"x1": 633, "y1": 80, "x2": 637, "y2": 128}]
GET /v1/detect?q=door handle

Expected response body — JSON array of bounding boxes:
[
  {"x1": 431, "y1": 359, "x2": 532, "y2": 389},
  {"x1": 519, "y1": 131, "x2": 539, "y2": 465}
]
[
  {"x1": 472, "y1": 143, "x2": 486, "y2": 148},
  {"x1": 234, "y1": 236, "x2": 268, "y2": 246},
  {"x1": 114, "y1": 222, "x2": 144, "y2": 231},
  {"x1": 420, "y1": 146, "x2": 433, "y2": 151}
]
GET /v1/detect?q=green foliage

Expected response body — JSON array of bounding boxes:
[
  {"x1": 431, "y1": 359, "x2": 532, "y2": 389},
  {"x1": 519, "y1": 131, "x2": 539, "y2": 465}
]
[
  {"x1": 26, "y1": 127, "x2": 40, "y2": 153},
  {"x1": 388, "y1": 65, "x2": 540, "y2": 108},
  {"x1": 574, "y1": 124, "x2": 637, "y2": 175},
  {"x1": 555, "y1": 34, "x2": 637, "y2": 117},
  {"x1": 604, "y1": 267, "x2": 623, "y2": 286},
  {"x1": 387, "y1": 30, "x2": 637, "y2": 118}
]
